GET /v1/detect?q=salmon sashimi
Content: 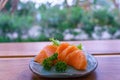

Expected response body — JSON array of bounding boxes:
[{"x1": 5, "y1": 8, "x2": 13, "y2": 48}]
[
  {"x1": 34, "y1": 45, "x2": 57, "y2": 64},
  {"x1": 56, "y1": 43, "x2": 70, "y2": 60},
  {"x1": 34, "y1": 40, "x2": 87, "y2": 70},
  {"x1": 60, "y1": 45, "x2": 78, "y2": 61},
  {"x1": 65, "y1": 50, "x2": 87, "y2": 70},
  {"x1": 43, "y1": 45, "x2": 58, "y2": 56},
  {"x1": 34, "y1": 50, "x2": 48, "y2": 63}
]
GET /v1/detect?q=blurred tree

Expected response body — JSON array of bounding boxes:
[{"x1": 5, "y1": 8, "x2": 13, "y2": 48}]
[
  {"x1": 63, "y1": 0, "x2": 69, "y2": 8},
  {"x1": 17, "y1": 1, "x2": 36, "y2": 16},
  {"x1": 11, "y1": 0, "x2": 19, "y2": 13},
  {"x1": 112, "y1": 0, "x2": 119, "y2": 9},
  {"x1": 1, "y1": 0, "x2": 19, "y2": 13},
  {"x1": 0, "y1": 0, "x2": 8, "y2": 11}
]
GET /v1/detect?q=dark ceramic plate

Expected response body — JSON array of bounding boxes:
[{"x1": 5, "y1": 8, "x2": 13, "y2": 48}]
[{"x1": 29, "y1": 53, "x2": 98, "y2": 78}]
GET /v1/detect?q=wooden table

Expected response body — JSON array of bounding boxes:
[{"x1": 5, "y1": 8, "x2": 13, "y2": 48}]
[{"x1": 0, "y1": 40, "x2": 120, "y2": 80}]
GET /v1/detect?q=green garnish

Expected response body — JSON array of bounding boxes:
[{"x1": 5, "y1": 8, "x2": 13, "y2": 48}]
[
  {"x1": 49, "y1": 53, "x2": 58, "y2": 61},
  {"x1": 49, "y1": 38, "x2": 60, "y2": 46},
  {"x1": 42, "y1": 52, "x2": 67, "y2": 72},
  {"x1": 42, "y1": 58, "x2": 53, "y2": 70},
  {"x1": 77, "y1": 43, "x2": 83, "y2": 50},
  {"x1": 42, "y1": 53, "x2": 58, "y2": 71},
  {"x1": 55, "y1": 61, "x2": 67, "y2": 72}
]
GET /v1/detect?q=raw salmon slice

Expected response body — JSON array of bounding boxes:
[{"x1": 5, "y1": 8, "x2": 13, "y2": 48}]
[
  {"x1": 43, "y1": 45, "x2": 58, "y2": 56},
  {"x1": 34, "y1": 45, "x2": 57, "y2": 64},
  {"x1": 34, "y1": 50, "x2": 48, "y2": 63},
  {"x1": 56, "y1": 43, "x2": 69, "y2": 60},
  {"x1": 60, "y1": 45, "x2": 78, "y2": 61},
  {"x1": 66, "y1": 50, "x2": 87, "y2": 70}
]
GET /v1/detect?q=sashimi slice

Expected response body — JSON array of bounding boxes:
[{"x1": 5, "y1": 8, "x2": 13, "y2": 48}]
[
  {"x1": 56, "y1": 43, "x2": 70, "y2": 60},
  {"x1": 34, "y1": 45, "x2": 57, "y2": 64},
  {"x1": 66, "y1": 50, "x2": 87, "y2": 70},
  {"x1": 60, "y1": 45, "x2": 78, "y2": 61},
  {"x1": 56, "y1": 43, "x2": 70, "y2": 54},
  {"x1": 43, "y1": 45, "x2": 58, "y2": 56},
  {"x1": 34, "y1": 50, "x2": 48, "y2": 63}
]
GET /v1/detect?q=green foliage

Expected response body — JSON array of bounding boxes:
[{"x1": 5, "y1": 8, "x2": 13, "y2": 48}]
[
  {"x1": 0, "y1": 13, "x2": 33, "y2": 30},
  {"x1": 0, "y1": 13, "x2": 12, "y2": 33},
  {"x1": 93, "y1": 9, "x2": 115, "y2": 26},
  {"x1": 38, "y1": 34, "x2": 49, "y2": 41},
  {"x1": 0, "y1": 13, "x2": 34, "y2": 42},
  {"x1": 0, "y1": 1, "x2": 120, "y2": 42},
  {"x1": 40, "y1": 7, "x2": 83, "y2": 31},
  {"x1": 17, "y1": 1, "x2": 36, "y2": 16},
  {"x1": 108, "y1": 27, "x2": 119, "y2": 35},
  {"x1": 53, "y1": 32, "x2": 64, "y2": 41},
  {"x1": 0, "y1": 36, "x2": 10, "y2": 42}
]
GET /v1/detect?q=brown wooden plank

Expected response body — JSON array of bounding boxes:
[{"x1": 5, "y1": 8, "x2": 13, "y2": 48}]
[
  {"x1": 0, "y1": 56, "x2": 120, "y2": 80},
  {"x1": 0, "y1": 40, "x2": 120, "y2": 57}
]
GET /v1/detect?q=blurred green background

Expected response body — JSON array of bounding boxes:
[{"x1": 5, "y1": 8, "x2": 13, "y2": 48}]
[{"x1": 0, "y1": 0, "x2": 120, "y2": 42}]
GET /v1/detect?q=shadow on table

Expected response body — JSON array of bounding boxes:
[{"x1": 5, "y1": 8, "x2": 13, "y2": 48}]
[{"x1": 31, "y1": 71, "x2": 97, "y2": 80}]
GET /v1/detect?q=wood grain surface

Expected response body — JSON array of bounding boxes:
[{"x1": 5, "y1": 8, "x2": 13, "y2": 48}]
[
  {"x1": 0, "y1": 56, "x2": 120, "y2": 80},
  {"x1": 0, "y1": 40, "x2": 120, "y2": 57}
]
